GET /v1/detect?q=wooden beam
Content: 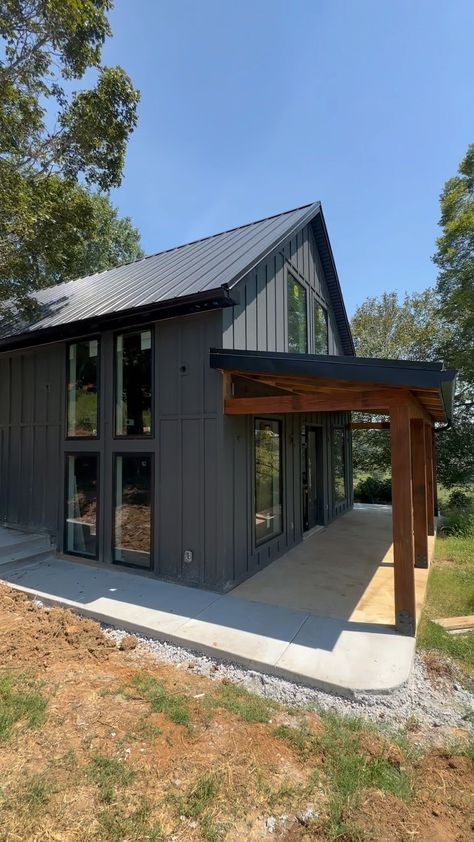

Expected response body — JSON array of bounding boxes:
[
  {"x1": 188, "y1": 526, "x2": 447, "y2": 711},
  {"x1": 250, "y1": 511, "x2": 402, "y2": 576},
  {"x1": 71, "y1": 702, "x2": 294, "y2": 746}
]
[
  {"x1": 410, "y1": 418, "x2": 429, "y2": 568},
  {"x1": 351, "y1": 421, "x2": 390, "y2": 430},
  {"x1": 432, "y1": 425, "x2": 439, "y2": 516},
  {"x1": 390, "y1": 404, "x2": 416, "y2": 635},
  {"x1": 224, "y1": 389, "x2": 407, "y2": 415},
  {"x1": 424, "y1": 423, "x2": 435, "y2": 535}
]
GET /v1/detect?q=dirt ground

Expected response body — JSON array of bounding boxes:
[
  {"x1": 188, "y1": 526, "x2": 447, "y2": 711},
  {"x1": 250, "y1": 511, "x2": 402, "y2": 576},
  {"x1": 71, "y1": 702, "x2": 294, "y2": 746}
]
[{"x1": 0, "y1": 583, "x2": 472, "y2": 842}]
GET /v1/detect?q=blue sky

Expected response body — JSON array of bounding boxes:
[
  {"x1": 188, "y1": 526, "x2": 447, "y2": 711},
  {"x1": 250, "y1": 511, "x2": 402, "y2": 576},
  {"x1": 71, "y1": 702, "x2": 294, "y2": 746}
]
[{"x1": 103, "y1": 0, "x2": 473, "y2": 317}]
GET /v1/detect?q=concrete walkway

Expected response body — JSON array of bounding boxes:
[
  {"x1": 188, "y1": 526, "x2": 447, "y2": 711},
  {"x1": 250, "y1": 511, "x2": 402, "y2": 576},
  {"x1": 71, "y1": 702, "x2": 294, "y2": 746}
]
[{"x1": 0, "y1": 526, "x2": 416, "y2": 695}]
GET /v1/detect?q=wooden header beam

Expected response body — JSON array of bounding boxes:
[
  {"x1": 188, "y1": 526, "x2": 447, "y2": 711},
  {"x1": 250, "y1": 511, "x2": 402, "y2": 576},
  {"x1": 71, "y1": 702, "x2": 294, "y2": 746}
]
[
  {"x1": 224, "y1": 389, "x2": 408, "y2": 415},
  {"x1": 351, "y1": 421, "x2": 390, "y2": 430}
]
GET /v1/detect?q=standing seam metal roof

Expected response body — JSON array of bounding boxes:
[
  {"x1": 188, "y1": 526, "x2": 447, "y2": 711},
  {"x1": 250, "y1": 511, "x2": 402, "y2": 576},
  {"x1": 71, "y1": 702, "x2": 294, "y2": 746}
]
[{"x1": 0, "y1": 202, "x2": 354, "y2": 353}]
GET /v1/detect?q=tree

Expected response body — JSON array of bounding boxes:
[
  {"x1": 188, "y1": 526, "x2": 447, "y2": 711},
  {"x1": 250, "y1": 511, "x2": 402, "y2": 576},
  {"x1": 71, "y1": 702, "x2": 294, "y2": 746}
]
[
  {"x1": 0, "y1": 0, "x2": 140, "y2": 305},
  {"x1": 433, "y1": 143, "x2": 474, "y2": 383},
  {"x1": 351, "y1": 289, "x2": 474, "y2": 489}
]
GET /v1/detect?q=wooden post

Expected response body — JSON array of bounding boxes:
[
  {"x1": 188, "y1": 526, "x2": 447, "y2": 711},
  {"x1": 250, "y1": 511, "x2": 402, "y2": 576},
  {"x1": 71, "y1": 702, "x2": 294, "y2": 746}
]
[
  {"x1": 432, "y1": 426, "x2": 438, "y2": 517},
  {"x1": 424, "y1": 423, "x2": 435, "y2": 535},
  {"x1": 410, "y1": 418, "x2": 428, "y2": 568},
  {"x1": 390, "y1": 404, "x2": 416, "y2": 635}
]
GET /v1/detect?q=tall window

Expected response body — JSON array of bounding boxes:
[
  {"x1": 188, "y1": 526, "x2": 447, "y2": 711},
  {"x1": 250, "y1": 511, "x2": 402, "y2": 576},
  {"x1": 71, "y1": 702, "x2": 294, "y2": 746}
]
[
  {"x1": 67, "y1": 340, "x2": 99, "y2": 437},
  {"x1": 113, "y1": 455, "x2": 152, "y2": 568},
  {"x1": 255, "y1": 419, "x2": 283, "y2": 545},
  {"x1": 314, "y1": 301, "x2": 329, "y2": 355},
  {"x1": 333, "y1": 429, "x2": 346, "y2": 504},
  {"x1": 65, "y1": 454, "x2": 98, "y2": 557},
  {"x1": 115, "y1": 329, "x2": 152, "y2": 436},
  {"x1": 287, "y1": 273, "x2": 307, "y2": 353}
]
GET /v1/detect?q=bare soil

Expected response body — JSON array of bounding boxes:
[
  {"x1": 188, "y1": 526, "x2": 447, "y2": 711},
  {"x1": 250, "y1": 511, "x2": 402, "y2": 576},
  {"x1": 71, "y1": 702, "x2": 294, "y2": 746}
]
[{"x1": 0, "y1": 583, "x2": 472, "y2": 841}]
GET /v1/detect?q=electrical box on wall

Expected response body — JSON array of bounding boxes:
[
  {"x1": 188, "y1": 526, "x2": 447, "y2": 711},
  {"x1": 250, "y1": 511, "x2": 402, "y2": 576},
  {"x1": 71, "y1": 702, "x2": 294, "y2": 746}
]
[{"x1": 183, "y1": 549, "x2": 193, "y2": 564}]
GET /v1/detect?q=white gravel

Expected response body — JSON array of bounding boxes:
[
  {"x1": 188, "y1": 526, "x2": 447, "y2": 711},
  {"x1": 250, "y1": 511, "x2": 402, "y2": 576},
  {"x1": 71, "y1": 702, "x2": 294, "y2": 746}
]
[{"x1": 103, "y1": 626, "x2": 474, "y2": 741}]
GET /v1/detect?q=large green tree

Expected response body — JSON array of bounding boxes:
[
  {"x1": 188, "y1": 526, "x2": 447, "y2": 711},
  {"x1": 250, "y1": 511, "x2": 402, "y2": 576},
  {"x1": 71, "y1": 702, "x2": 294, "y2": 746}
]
[
  {"x1": 433, "y1": 143, "x2": 474, "y2": 383},
  {"x1": 0, "y1": 0, "x2": 141, "y2": 306},
  {"x1": 351, "y1": 289, "x2": 474, "y2": 488}
]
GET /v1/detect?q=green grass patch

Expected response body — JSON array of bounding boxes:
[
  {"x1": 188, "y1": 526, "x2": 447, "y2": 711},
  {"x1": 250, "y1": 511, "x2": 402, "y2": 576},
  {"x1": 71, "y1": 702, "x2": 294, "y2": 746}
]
[
  {"x1": 130, "y1": 674, "x2": 192, "y2": 727},
  {"x1": 87, "y1": 754, "x2": 136, "y2": 804},
  {"x1": 97, "y1": 800, "x2": 164, "y2": 842},
  {"x1": 171, "y1": 773, "x2": 216, "y2": 819},
  {"x1": 418, "y1": 531, "x2": 474, "y2": 676},
  {"x1": 14, "y1": 773, "x2": 55, "y2": 814},
  {"x1": 212, "y1": 683, "x2": 276, "y2": 723},
  {"x1": 0, "y1": 672, "x2": 47, "y2": 741},
  {"x1": 272, "y1": 723, "x2": 320, "y2": 759}
]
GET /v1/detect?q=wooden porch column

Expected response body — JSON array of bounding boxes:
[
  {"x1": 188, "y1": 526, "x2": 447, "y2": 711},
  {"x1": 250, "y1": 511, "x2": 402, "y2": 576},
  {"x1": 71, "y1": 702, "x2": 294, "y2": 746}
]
[
  {"x1": 390, "y1": 404, "x2": 416, "y2": 635},
  {"x1": 424, "y1": 423, "x2": 435, "y2": 535},
  {"x1": 432, "y1": 426, "x2": 438, "y2": 517},
  {"x1": 410, "y1": 418, "x2": 429, "y2": 568}
]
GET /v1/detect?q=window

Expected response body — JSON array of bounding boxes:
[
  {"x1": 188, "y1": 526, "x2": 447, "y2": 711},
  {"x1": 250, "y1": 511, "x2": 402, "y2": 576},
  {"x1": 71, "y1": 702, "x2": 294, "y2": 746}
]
[
  {"x1": 287, "y1": 273, "x2": 307, "y2": 353},
  {"x1": 65, "y1": 454, "x2": 98, "y2": 557},
  {"x1": 115, "y1": 329, "x2": 152, "y2": 436},
  {"x1": 333, "y1": 429, "x2": 346, "y2": 504},
  {"x1": 67, "y1": 340, "x2": 99, "y2": 437},
  {"x1": 314, "y1": 301, "x2": 329, "y2": 355},
  {"x1": 113, "y1": 455, "x2": 152, "y2": 568},
  {"x1": 255, "y1": 419, "x2": 283, "y2": 545}
]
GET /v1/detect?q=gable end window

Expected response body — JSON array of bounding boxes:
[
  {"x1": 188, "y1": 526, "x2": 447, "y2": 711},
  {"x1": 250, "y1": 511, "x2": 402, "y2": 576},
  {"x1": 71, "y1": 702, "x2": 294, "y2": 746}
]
[
  {"x1": 314, "y1": 301, "x2": 329, "y2": 355},
  {"x1": 287, "y1": 273, "x2": 308, "y2": 353}
]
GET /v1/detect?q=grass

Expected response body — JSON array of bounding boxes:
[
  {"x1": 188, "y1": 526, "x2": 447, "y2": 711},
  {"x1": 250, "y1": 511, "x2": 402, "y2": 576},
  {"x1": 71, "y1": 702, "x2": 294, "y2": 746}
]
[
  {"x1": 129, "y1": 673, "x2": 192, "y2": 727},
  {"x1": 0, "y1": 672, "x2": 47, "y2": 741},
  {"x1": 418, "y1": 529, "x2": 474, "y2": 677},
  {"x1": 87, "y1": 754, "x2": 136, "y2": 804},
  {"x1": 97, "y1": 800, "x2": 164, "y2": 842},
  {"x1": 173, "y1": 773, "x2": 217, "y2": 819},
  {"x1": 212, "y1": 682, "x2": 277, "y2": 723}
]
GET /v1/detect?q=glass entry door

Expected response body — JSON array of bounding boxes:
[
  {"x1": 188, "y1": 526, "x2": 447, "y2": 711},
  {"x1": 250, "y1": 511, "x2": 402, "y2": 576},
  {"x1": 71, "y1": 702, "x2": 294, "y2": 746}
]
[{"x1": 302, "y1": 426, "x2": 324, "y2": 532}]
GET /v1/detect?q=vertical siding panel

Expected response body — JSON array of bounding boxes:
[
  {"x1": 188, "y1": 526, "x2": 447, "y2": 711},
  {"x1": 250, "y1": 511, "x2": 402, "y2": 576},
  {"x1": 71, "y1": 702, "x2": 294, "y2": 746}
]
[
  {"x1": 246, "y1": 272, "x2": 257, "y2": 350},
  {"x1": 181, "y1": 419, "x2": 203, "y2": 583},
  {"x1": 203, "y1": 418, "x2": 218, "y2": 585},
  {"x1": 158, "y1": 418, "x2": 181, "y2": 580},
  {"x1": 266, "y1": 261, "x2": 276, "y2": 351},
  {"x1": 256, "y1": 264, "x2": 267, "y2": 350}
]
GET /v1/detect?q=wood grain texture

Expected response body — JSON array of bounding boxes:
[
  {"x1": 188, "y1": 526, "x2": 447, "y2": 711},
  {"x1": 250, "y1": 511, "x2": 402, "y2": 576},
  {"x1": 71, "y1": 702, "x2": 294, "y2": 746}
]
[
  {"x1": 410, "y1": 418, "x2": 428, "y2": 569},
  {"x1": 390, "y1": 404, "x2": 416, "y2": 635}
]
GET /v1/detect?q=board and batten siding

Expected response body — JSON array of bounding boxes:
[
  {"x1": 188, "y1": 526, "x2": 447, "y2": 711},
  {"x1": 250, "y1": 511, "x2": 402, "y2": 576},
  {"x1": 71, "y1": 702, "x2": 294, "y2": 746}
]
[
  {"x1": 223, "y1": 221, "x2": 344, "y2": 356},
  {"x1": 0, "y1": 343, "x2": 64, "y2": 534}
]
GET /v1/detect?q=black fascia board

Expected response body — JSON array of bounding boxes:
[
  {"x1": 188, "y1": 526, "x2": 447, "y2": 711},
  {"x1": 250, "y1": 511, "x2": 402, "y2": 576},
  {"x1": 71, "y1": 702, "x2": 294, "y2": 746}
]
[
  {"x1": 0, "y1": 288, "x2": 236, "y2": 353},
  {"x1": 209, "y1": 347, "x2": 456, "y2": 395}
]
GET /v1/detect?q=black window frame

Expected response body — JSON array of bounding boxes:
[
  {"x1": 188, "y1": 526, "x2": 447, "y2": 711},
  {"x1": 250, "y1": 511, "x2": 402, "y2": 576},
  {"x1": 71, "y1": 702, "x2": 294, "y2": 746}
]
[
  {"x1": 111, "y1": 451, "x2": 154, "y2": 571},
  {"x1": 63, "y1": 451, "x2": 100, "y2": 560},
  {"x1": 313, "y1": 299, "x2": 329, "y2": 355},
  {"x1": 254, "y1": 417, "x2": 284, "y2": 548},
  {"x1": 287, "y1": 272, "x2": 308, "y2": 354},
  {"x1": 65, "y1": 336, "x2": 101, "y2": 441},
  {"x1": 113, "y1": 326, "x2": 154, "y2": 440}
]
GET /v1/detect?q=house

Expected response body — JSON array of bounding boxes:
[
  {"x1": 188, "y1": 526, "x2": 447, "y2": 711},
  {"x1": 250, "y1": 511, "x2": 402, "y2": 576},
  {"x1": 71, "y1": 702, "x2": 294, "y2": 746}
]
[{"x1": 0, "y1": 202, "x2": 455, "y2": 637}]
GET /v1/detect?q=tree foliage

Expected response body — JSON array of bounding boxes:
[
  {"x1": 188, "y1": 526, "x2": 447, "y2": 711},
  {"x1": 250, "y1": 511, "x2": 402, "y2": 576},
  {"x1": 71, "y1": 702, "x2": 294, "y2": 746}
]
[
  {"x1": 351, "y1": 289, "x2": 474, "y2": 489},
  {"x1": 0, "y1": 0, "x2": 141, "y2": 304},
  {"x1": 433, "y1": 143, "x2": 474, "y2": 383}
]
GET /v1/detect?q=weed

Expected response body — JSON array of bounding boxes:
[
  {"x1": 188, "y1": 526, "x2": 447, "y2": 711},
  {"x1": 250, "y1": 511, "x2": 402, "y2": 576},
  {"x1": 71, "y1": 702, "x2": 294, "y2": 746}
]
[
  {"x1": 172, "y1": 773, "x2": 216, "y2": 819},
  {"x1": 97, "y1": 799, "x2": 164, "y2": 841},
  {"x1": 15, "y1": 773, "x2": 54, "y2": 813},
  {"x1": 130, "y1": 673, "x2": 192, "y2": 727},
  {"x1": 87, "y1": 754, "x2": 136, "y2": 804},
  {"x1": 127, "y1": 715, "x2": 162, "y2": 742},
  {"x1": 273, "y1": 723, "x2": 320, "y2": 759},
  {"x1": 0, "y1": 672, "x2": 47, "y2": 741},
  {"x1": 213, "y1": 683, "x2": 276, "y2": 723}
]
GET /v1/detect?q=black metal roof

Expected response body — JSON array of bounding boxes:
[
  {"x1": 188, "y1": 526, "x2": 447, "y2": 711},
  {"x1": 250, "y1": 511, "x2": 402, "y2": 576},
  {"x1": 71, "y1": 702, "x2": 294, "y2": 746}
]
[
  {"x1": 209, "y1": 348, "x2": 456, "y2": 422},
  {"x1": 0, "y1": 202, "x2": 354, "y2": 353}
]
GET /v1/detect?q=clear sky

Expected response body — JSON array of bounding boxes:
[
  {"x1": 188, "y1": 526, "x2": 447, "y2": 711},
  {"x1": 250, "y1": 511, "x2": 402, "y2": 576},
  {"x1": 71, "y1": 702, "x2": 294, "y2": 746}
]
[{"x1": 103, "y1": 0, "x2": 474, "y2": 317}]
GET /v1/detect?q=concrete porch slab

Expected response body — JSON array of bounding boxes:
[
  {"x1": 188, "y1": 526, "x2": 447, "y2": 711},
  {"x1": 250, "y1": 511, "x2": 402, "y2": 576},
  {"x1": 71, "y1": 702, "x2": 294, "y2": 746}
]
[{"x1": 0, "y1": 549, "x2": 416, "y2": 695}]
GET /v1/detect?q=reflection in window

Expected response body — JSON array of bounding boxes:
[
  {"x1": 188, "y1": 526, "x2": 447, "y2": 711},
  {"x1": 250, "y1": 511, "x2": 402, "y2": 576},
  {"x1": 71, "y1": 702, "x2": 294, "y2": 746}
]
[
  {"x1": 333, "y1": 429, "x2": 346, "y2": 504},
  {"x1": 67, "y1": 340, "x2": 99, "y2": 437},
  {"x1": 115, "y1": 329, "x2": 152, "y2": 436},
  {"x1": 65, "y1": 455, "x2": 98, "y2": 557},
  {"x1": 314, "y1": 302, "x2": 329, "y2": 354},
  {"x1": 255, "y1": 419, "x2": 283, "y2": 545},
  {"x1": 287, "y1": 274, "x2": 307, "y2": 353},
  {"x1": 114, "y1": 455, "x2": 152, "y2": 568}
]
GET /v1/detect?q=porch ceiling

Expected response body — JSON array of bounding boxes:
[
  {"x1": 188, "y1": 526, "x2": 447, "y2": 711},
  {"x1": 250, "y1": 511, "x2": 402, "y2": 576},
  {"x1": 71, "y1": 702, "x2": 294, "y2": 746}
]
[{"x1": 210, "y1": 348, "x2": 456, "y2": 422}]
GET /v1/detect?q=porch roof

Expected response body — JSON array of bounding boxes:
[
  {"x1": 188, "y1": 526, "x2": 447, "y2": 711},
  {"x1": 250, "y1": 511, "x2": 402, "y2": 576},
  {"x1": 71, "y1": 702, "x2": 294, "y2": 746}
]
[{"x1": 210, "y1": 348, "x2": 456, "y2": 422}]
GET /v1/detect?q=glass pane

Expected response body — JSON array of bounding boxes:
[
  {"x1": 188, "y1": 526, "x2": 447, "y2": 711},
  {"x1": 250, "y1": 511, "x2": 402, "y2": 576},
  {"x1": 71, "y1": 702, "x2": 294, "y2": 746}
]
[
  {"x1": 255, "y1": 419, "x2": 283, "y2": 544},
  {"x1": 314, "y1": 302, "x2": 329, "y2": 354},
  {"x1": 67, "y1": 340, "x2": 99, "y2": 437},
  {"x1": 114, "y1": 455, "x2": 152, "y2": 567},
  {"x1": 115, "y1": 329, "x2": 152, "y2": 436},
  {"x1": 287, "y1": 274, "x2": 307, "y2": 353},
  {"x1": 65, "y1": 455, "x2": 98, "y2": 557},
  {"x1": 333, "y1": 429, "x2": 346, "y2": 503}
]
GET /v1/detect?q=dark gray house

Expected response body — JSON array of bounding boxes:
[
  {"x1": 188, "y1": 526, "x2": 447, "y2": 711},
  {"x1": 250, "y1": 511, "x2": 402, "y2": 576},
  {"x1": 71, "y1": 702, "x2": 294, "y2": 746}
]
[{"x1": 0, "y1": 202, "x2": 454, "y2": 632}]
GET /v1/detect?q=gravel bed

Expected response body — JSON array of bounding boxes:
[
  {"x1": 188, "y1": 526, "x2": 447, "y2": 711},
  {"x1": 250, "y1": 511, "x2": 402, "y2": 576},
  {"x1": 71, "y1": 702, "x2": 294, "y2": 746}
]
[{"x1": 103, "y1": 626, "x2": 474, "y2": 740}]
